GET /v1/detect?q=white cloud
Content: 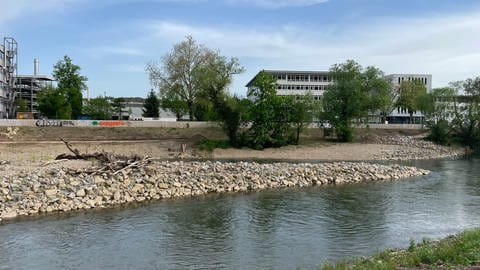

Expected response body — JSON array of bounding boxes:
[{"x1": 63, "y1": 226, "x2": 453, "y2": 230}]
[
  {"x1": 0, "y1": 0, "x2": 80, "y2": 26},
  {"x1": 140, "y1": 8, "x2": 480, "y2": 94},
  {"x1": 87, "y1": 46, "x2": 146, "y2": 57},
  {"x1": 226, "y1": 0, "x2": 328, "y2": 8}
]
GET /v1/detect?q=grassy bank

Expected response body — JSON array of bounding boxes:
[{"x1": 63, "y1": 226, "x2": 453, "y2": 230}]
[{"x1": 321, "y1": 228, "x2": 480, "y2": 269}]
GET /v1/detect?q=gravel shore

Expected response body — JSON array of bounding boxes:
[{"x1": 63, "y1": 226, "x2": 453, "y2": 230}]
[{"x1": 0, "y1": 160, "x2": 429, "y2": 221}]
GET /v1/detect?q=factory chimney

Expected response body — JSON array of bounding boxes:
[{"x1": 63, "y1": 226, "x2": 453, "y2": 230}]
[{"x1": 34, "y1": 58, "x2": 39, "y2": 76}]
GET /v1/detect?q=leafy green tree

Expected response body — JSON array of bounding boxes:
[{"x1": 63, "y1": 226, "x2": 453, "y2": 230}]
[
  {"x1": 322, "y1": 60, "x2": 388, "y2": 142},
  {"x1": 143, "y1": 89, "x2": 160, "y2": 118},
  {"x1": 161, "y1": 91, "x2": 188, "y2": 120},
  {"x1": 246, "y1": 71, "x2": 295, "y2": 149},
  {"x1": 52, "y1": 55, "x2": 88, "y2": 119},
  {"x1": 290, "y1": 93, "x2": 319, "y2": 144},
  {"x1": 16, "y1": 98, "x2": 28, "y2": 112},
  {"x1": 83, "y1": 96, "x2": 112, "y2": 120},
  {"x1": 396, "y1": 79, "x2": 427, "y2": 124},
  {"x1": 215, "y1": 96, "x2": 252, "y2": 147},
  {"x1": 112, "y1": 97, "x2": 126, "y2": 119},
  {"x1": 464, "y1": 76, "x2": 480, "y2": 98},
  {"x1": 363, "y1": 67, "x2": 393, "y2": 123},
  {"x1": 36, "y1": 86, "x2": 71, "y2": 119},
  {"x1": 147, "y1": 36, "x2": 244, "y2": 121}
]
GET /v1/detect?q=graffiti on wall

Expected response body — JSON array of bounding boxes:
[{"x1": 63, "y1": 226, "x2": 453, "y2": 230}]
[
  {"x1": 91, "y1": 120, "x2": 125, "y2": 127},
  {"x1": 35, "y1": 119, "x2": 75, "y2": 127}
]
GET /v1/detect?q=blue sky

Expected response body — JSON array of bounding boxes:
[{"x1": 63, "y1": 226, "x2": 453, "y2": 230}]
[{"x1": 1, "y1": 0, "x2": 480, "y2": 98}]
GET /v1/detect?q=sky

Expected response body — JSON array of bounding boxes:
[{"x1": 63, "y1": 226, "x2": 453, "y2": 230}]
[{"x1": 1, "y1": 0, "x2": 480, "y2": 98}]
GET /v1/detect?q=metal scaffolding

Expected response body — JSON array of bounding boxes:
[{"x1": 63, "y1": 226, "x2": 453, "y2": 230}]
[{"x1": 1, "y1": 37, "x2": 18, "y2": 119}]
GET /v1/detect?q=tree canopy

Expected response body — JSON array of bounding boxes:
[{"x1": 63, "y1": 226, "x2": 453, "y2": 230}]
[
  {"x1": 37, "y1": 85, "x2": 71, "y2": 119},
  {"x1": 146, "y1": 36, "x2": 244, "y2": 120},
  {"x1": 143, "y1": 89, "x2": 160, "y2": 118},
  {"x1": 321, "y1": 60, "x2": 391, "y2": 141},
  {"x1": 396, "y1": 80, "x2": 427, "y2": 124},
  {"x1": 52, "y1": 55, "x2": 88, "y2": 119},
  {"x1": 83, "y1": 96, "x2": 112, "y2": 120}
]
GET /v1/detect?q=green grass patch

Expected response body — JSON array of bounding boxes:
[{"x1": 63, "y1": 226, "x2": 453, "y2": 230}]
[
  {"x1": 196, "y1": 139, "x2": 231, "y2": 151},
  {"x1": 321, "y1": 228, "x2": 480, "y2": 270}
]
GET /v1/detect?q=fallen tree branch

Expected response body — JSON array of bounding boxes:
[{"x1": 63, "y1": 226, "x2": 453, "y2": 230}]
[{"x1": 56, "y1": 139, "x2": 152, "y2": 176}]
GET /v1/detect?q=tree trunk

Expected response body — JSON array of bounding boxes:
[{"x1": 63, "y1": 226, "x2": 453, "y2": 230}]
[{"x1": 188, "y1": 101, "x2": 194, "y2": 121}]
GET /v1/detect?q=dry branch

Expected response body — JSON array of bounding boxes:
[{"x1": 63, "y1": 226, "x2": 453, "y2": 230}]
[{"x1": 56, "y1": 139, "x2": 152, "y2": 176}]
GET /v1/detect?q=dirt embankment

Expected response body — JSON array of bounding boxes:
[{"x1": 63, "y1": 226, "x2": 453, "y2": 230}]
[{"x1": 0, "y1": 126, "x2": 463, "y2": 167}]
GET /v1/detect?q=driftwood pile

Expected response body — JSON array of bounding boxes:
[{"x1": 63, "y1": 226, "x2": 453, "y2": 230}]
[{"x1": 55, "y1": 138, "x2": 152, "y2": 176}]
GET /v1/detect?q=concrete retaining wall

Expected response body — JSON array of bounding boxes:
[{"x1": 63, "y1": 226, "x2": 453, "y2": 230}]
[
  {"x1": 0, "y1": 119, "x2": 217, "y2": 128},
  {"x1": 0, "y1": 119, "x2": 423, "y2": 130}
]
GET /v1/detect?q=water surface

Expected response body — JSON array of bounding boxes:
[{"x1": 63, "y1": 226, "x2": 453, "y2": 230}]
[{"x1": 0, "y1": 156, "x2": 479, "y2": 269}]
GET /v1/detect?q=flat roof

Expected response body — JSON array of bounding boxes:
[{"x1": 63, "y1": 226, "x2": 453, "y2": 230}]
[
  {"x1": 246, "y1": 70, "x2": 330, "y2": 87},
  {"x1": 15, "y1": 75, "x2": 55, "y2": 81}
]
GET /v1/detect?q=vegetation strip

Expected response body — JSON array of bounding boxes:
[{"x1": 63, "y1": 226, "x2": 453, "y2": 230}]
[
  {"x1": 321, "y1": 228, "x2": 480, "y2": 270},
  {"x1": 0, "y1": 161, "x2": 428, "y2": 221}
]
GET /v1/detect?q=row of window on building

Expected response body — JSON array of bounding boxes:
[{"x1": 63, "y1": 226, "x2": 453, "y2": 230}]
[
  {"x1": 397, "y1": 76, "x2": 428, "y2": 85},
  {"x1": 275, "y1": 74, "x2": 332, "y2": 82},
  {"x1": 276, "y1": 84, "x2": 328, "y2": 91}
]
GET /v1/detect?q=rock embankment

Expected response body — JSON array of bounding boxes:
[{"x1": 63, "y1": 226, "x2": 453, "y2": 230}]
[
  {"x1": 0, "y1": 161, "x2": 429, "y2": 221},
  {"x1": 373, "y1": 135, "x2": 463, "y2": 160}
]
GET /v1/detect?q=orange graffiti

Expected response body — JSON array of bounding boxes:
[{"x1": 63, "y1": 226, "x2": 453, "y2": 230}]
[{"x1": 97, "y1": 120, "x2": 125, "y2": 127}]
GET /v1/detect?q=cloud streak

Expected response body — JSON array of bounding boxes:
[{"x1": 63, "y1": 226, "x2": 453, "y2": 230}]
[
  {"x1": 0, "y1": 0, "x2": 80, "y2": 26},
  {"x1": 138, "y1": 8, "x2": 480, "y2": 92}
]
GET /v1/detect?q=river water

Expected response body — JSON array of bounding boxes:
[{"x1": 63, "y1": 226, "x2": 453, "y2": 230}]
[{"x1": 0, "y1": 156, "x2": 479, "y2": 270}]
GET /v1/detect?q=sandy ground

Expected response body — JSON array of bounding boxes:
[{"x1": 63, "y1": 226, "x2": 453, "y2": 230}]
[
  {"x1": 212, "y1": 143, "x2": 401, "y2": 161},
  {"x1": 0, "y1": 140, "x2": 436, "y2": 167}
]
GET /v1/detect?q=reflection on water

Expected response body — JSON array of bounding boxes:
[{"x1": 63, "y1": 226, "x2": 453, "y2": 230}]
[{"x1": 0, "y1": 156, "x2": 479, "y2": 270}]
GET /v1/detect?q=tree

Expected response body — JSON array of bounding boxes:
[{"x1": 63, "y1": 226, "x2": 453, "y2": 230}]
[
  {"x1": 396, "y1": 79, "x2": 427, "y2": 124},
  {"x1": 143, "y1": 89, "x2": 160, "y2": 118},
  {"x1": 52, "y1": 55, "x2": 87, "y2": 119},
  {"x1": 36, "y1": 86, "x2": 71, "y2": 119},
  {"x1": 83, "y1": 96, "x2": 112, "y2": 120},
  {"x1": 464, "y1": 76, "x2": 480, "y2": 97},
  {"x1": 322, "y1": 60, "x2": 389, "y2": 142},
  {"x1": 246, "y1": 71, "x2": 295, "y2": 149},
  {"x1": 146, "y1": 36, "x2": 210, "y2": 120},
  {"x1": 290, "y1": 93, "x2": 319, "y2": 144},
  {"x1": 216, "y1": 96, "x2": 252, "y2": 147},
  {"x1": 16, "y1": 98, "x2": 28, "y2": 112},
  {"x1": 147, "y1": 36, "x2": 244, "y2": 120},
  {"x1": 363, "y1": 67, "x2": 393, "y2": 123},
  {"x1": 160, "y1": 91, "x2": 188, "y2": 120},
  {"x1": 112, "y1": 97, "x2": 126, "y2": 119}
]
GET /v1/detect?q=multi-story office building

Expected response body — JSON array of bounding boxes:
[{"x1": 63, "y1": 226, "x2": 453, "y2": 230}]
[
  {"x1": 0, "y1": 37, "x2": 18, "y2": 119},
  {"x1": 246, "y1": 70, "x2": 333, "y2": 100},
  {"x1": 246, "y1": 70, "x2": 433, "y2": 124}
]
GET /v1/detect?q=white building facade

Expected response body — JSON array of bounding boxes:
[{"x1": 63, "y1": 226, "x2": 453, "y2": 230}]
[
  {"x1": 384, "y1": 74, "x2": 432, "y2": 124},
  {"x1": 246, "y1": 70, "x2": 333, "y2": 100},
  {"x1": 247, "y1": 70, "x2": 433, "y2": 124}
]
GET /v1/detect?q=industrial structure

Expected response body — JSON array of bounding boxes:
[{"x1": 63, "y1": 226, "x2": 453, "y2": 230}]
[
  {"x1": 246, "y1": 70, "x2": 432, "y2": 124},
  {"x1": 0, "y1": 37, "x2": 18, "y2": 119},
  {"x1": 1, "y1": 37, "x2": 54, "y2": 118},
  {"x1": 14, "y1": 58, "x2": 55, "y2": 117}
]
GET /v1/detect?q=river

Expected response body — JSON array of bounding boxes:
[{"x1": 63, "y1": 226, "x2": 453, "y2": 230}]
[{"x1": 0, "y1": 156, "x2": 479, "y2": 269}]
